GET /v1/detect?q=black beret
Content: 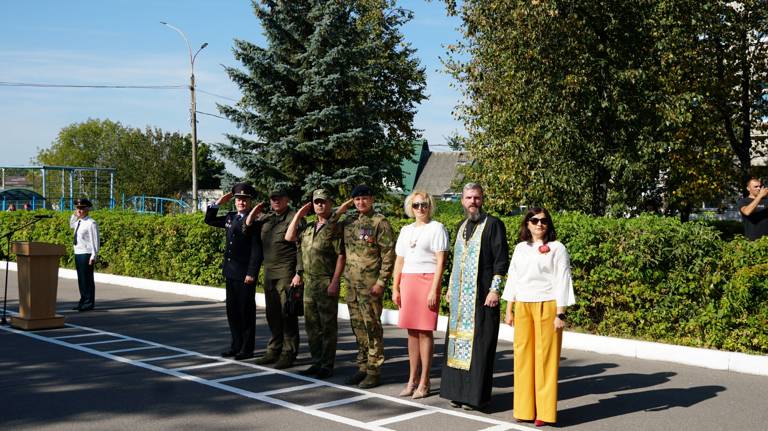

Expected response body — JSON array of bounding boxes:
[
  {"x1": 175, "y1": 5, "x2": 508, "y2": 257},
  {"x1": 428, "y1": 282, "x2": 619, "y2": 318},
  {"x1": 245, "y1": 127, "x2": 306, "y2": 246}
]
[
  {"x1": 351, "y1": 184, "x2": 373, "y2": 198},
  {"x1": 232, "y1": 183, "x2": 256, "y2": 198}
]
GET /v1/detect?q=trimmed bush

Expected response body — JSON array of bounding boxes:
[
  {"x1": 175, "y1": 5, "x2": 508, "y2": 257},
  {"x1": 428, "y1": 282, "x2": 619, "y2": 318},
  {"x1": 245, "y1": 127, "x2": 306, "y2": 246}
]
[{"x1": 1, "y1": 209, "x2": 766, "y2": 354}]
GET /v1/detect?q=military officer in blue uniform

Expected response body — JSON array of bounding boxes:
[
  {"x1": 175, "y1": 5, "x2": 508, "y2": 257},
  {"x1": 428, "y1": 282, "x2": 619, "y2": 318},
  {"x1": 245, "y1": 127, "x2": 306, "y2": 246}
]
[{"x1": 205, "y1": 183, "x2": 264, "y2": 360}]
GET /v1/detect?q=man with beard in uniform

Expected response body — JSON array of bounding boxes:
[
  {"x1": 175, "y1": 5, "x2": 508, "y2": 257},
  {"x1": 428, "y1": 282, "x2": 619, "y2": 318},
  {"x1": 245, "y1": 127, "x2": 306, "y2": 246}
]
[{"x1": 205, "y1": 183, "x2": 263, "y2": 360}]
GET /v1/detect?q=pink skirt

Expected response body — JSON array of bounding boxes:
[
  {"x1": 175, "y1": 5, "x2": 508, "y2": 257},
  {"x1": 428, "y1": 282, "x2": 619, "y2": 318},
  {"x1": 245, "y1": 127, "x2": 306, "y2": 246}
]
[{"x1": 398, "y1": 273, "x2": 440, "y2": 331}]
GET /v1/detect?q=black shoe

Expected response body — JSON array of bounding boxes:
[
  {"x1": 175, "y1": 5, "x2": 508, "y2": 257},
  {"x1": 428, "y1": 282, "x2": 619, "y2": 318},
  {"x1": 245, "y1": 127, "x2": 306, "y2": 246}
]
[
  {"x1": 300, "y1": 364, "x2": 322, "y2": 376},
  {"x1": 254, "y1": 354, "x2": 279, "y2": 365},
  {"x1": 221, "y1": 350, "x2": 236, "y2": 358},
  {"x1": 449, "y1": 401, "x2": 462, "y2": 408},
  {"x1": 234, "y1": 352, "x2": 254, "y2": 361},
  {"x1": 78, "y1": 306, "x2": 94, "y2": 312},
  {"x1": 71, "y1": 305, "x2": 81, "y2": 311},
  {"x1": 345, "y1": 370, "x2": 367, "y2": 385},
  {"x1": 315, "y1": 367, "x2": 333, "y2": 379}
]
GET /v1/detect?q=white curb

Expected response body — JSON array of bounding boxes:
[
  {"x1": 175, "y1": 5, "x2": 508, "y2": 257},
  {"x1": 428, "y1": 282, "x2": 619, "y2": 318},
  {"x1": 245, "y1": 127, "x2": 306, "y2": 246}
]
[{"x1": 3, "y1": 261, "x2": 767, "y2": 376}]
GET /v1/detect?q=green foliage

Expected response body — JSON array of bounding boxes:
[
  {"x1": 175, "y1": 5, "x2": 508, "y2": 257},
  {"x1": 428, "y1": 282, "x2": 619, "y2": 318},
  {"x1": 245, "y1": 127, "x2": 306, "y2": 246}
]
[
  {"x1": 3, "y1": 209, "x2": 766, "y2": 354},
  {"x1": 34, "y1": 118, "x2": 225, "y2": 198},
  {"x1": 444, "y1": 0, "x2": 767, "y2": 215},
  {"x1": 218, "y1": 0, "x2": 426, "y2": 202}
]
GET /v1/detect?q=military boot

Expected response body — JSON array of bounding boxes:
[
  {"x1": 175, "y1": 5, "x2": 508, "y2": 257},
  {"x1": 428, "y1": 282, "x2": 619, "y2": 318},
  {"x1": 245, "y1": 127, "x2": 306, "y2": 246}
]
[
  {"x1": 345, "y1": 370, "x2": 367, "y2": 385},
  {"x1": 358, "y1": 374, "x2": 380, "y2": 389},
  {"x1": 273, "y1": 354, "x2": 295, "y2": 369},
  {"x1": 254, "y1": 352, "x2": 279, "y2": 365}
]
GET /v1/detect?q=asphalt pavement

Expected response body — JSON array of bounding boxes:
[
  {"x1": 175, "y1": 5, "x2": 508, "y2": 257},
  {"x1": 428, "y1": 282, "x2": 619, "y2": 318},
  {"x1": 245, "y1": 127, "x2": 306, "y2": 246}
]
[{"x1": 1, "y1": 270, "x2": 766, "y2": 430}]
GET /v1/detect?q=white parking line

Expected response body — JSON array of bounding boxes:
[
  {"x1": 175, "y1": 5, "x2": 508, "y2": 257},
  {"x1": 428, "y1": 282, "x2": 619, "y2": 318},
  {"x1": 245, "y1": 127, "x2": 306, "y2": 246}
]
[
  {"x1": 367, "y1": 409, "x2": 436, "y2": 426},
  {"x1": 212, "y1": 371, "x2": 275, "y2": 383},
  {"x1": 52, "y1": 332, "x2": 104, "y2": 340},
  {"x1": 308, "y1": 394, "x2": 372, "y2": 410},
  {"x1": 77, "y1": 338, "x2": 131, "y2": 346},
  {"x1": 140, "y1": 352, "x2": 195, "y2": 362},
  {"x1": 258, "y1": 382, "x2": 324, "y2": 396},
  {"x1": 172, "y1": 362, "x2": 228, "y2": 371},
  {"x1": 106, "y1": 346, "x2": 159, "y2": 354}
]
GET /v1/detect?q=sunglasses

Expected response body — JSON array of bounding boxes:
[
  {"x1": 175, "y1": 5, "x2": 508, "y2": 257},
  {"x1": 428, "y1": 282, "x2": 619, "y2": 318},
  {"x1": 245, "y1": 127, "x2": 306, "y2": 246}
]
[
  {"x1": 412, "y1": 202, "x2": 430, "y2": 209},
  {"x1": 313, "y1": 199, "x2": 327, "y2": 205},
  {"x1": 528, "y1": 217, "x2": 549, "y2": 225}
]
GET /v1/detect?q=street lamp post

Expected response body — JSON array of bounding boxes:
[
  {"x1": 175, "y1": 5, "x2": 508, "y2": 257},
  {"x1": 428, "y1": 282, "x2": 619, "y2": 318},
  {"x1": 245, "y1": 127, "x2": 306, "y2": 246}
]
[{"x1": 161, "y1": 21, "x2": 207, "y2": 212}]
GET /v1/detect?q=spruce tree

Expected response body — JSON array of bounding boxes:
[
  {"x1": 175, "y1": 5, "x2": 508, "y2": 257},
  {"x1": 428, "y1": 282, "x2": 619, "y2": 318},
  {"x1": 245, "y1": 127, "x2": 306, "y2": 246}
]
[{"x1": 218, "y1": 0, "x2": 426, "y2": 201}]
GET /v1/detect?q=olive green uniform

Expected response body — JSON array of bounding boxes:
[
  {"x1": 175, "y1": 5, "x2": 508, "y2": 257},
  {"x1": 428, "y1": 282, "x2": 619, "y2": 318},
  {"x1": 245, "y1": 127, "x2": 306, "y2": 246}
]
[
  {"x1": 299, "y1": 218, "x2": 344, "y2": 370},
  {"x1": 341, "y1": 210, "x2": 395, "y2": 376},
  {"x1": 259, "y1": 209, "x2": 303, "y2": 360}
]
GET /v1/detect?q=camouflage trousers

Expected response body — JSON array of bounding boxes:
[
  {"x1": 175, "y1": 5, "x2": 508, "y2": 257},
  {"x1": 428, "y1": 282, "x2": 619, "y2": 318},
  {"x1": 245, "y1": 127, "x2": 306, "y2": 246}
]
[
  {"x1": 263, "y1": 277, "x2": 299, "y2": 358},
  {"x1": 345, "y1": 281, "x2": 384, "y2": 376},
  {"x1": 303, "y1": 275, "x2": 339, "y2": 369}
]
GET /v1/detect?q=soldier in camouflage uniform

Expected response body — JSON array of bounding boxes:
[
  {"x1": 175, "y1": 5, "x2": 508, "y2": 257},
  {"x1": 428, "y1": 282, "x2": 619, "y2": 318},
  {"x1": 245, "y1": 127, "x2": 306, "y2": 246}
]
[
  {"x1": 245, "y1": 188, "x2": 304, "y2": 369},
  {"x1": 285, "y1": 189, "x2": 345, "y2": 379},
  {"x1": 337, "y1": 184, "x2": 395, "y2": 389}
]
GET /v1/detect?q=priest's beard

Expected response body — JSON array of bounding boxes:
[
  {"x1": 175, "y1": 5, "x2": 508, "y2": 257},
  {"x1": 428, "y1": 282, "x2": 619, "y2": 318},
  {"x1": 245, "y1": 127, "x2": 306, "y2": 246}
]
[{"x1": 464, "y1": 207, "x2": 483, "y2": 221}]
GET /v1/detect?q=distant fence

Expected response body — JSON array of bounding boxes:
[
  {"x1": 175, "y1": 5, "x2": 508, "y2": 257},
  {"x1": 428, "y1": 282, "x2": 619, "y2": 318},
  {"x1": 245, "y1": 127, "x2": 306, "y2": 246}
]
[{"x1": 1, "y1": 194, "x2": 189, "y2": 215}]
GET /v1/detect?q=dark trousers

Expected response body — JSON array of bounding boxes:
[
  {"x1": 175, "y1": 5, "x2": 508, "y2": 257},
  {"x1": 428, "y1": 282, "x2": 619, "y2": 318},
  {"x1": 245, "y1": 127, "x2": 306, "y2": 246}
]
[
  {"x1": 264, "y1": 277, "x2": 299, "y2": 357},
  {"x1": 74, "y1": 254, "x2": 95, "y2": 309},
  {"x1": 225, "y1": 278, "x2": 256, "y2": 355}
]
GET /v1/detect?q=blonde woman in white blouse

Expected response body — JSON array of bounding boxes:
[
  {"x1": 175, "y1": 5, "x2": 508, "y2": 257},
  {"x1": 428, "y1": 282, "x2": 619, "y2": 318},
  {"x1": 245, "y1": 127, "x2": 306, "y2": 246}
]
[
  {"x1": 503, "y1": 207, "x2": 575, "y2": 427},
  {"x1": 392, "y1": 190, "x2": 449, "y2": 399}
]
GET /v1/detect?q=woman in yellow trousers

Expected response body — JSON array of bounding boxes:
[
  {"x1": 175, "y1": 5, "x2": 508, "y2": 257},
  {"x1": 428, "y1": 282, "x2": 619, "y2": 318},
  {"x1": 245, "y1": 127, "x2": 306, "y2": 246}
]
[{"x1": 503, "y1": 207, "x2": 575, "y2": 427}]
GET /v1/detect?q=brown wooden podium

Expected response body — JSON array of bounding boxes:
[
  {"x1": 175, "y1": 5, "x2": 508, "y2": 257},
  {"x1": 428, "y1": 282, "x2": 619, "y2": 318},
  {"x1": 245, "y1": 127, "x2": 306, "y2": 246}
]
[{"x1": 11, "y1": 241, "x2": 67, "y2": 330}]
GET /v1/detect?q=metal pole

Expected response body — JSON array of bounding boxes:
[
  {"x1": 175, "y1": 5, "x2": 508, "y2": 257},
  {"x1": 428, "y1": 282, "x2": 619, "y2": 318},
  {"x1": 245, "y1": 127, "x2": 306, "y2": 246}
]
[
  {"x1": 110, "y1": 171, "x2": 114, "y2": 209},
  {"x1": 161, "y1": 22, "x2": 207, "y2": 213},
  {"x1": 41, "y1": 167, "x2": 46, "y2": 209}
]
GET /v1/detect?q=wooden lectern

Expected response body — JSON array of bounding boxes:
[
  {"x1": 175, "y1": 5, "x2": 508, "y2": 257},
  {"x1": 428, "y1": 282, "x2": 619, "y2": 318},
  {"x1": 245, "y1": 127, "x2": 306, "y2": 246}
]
[{"x1": 11, "y1": 241, "x2": 67, "y2": 330}]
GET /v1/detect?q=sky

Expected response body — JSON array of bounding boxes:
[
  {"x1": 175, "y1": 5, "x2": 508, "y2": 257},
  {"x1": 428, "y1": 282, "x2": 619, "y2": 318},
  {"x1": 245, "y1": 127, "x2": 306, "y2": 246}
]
[{"x1": 0, "y1": 0, "x2": 466, "y2": 176}]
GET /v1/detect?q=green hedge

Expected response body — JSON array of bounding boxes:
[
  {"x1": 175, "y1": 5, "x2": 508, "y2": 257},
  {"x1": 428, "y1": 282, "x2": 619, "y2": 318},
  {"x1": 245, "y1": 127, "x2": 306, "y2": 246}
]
[{"x1": 1, "y1": 210, "x2": 766, "y2": 354}]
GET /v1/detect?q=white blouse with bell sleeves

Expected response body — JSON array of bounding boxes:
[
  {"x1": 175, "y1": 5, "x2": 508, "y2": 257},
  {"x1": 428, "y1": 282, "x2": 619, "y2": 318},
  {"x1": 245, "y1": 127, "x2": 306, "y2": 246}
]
[{"x1": 502, "y1": 240, "x2": 576, "y2": 307}]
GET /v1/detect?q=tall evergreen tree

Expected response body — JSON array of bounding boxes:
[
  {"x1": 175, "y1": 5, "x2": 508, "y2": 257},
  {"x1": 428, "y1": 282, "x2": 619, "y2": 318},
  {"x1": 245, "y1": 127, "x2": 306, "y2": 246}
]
[{"x1": 218, "y1": 0, "x2": 426, "y2": 201}]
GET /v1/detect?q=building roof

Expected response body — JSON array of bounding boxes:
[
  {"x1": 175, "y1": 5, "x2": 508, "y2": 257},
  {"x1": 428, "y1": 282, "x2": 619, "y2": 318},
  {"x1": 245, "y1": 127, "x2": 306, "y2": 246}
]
[
  {"x1": 413, "y1": 151, "x2": 472, "y2": 197},
  {"x1": 400, "y1": 139, "x2": 430, "y2": 194}
]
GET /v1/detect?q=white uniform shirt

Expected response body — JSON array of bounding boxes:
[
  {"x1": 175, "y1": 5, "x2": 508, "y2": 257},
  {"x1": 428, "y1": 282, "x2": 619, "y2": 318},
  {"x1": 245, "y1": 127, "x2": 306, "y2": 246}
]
[
  {"x1": 70, "y1": 214, "x2": 99, "y2": 260},
  {"x1": 395, "y1": 220, "x2": 449, "y2": 273},
  {"x1": 502, "y1": 240, "x2": 576, "y2": 306}
]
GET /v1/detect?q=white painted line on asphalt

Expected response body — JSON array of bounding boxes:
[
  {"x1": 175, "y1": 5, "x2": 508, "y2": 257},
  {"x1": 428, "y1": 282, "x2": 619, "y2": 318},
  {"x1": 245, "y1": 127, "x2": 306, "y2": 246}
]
[
  {"x1": 1, "y1": 319, "x2": 536, "y2": 431},
  {"x1": 212, "y1": 371, "x2": 275, "y2": 383},
  {"x1": 52, "y1": 332, "x2": 104, "y2": 340},
  {"x1": 106, "y1": 346, "x2": 159, "y2": 354},
  {"x1": 77, "y1": 338, "x2": 132, "y2": 346},
  {"x1": 0, "y1": 324, "x2": 393, "y2": 431},
  {"x1": 172, "y1": 361, "x2": 228, "y2": 371},
  {"x1": 258, "y1": 382, "x2": 324, "y2": 396},
  {"x1": 308, "y1": 394, "x2": 372, "y2": 410},
  {"x1": 140, "y1": 352, "x2": 195, "y2": 362},
  {"x1": 367, "y1": 409, "x2": 436, "y2": 426},
  {"x1": 478, "y1": 425, "x2": 516, "y2": 431}
]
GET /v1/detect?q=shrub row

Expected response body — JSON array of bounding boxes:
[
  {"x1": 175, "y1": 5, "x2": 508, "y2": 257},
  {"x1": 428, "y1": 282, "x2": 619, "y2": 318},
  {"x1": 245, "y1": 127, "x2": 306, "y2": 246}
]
[{"x1": 1, "y1": 209, "x2": 766, "y2": 354}]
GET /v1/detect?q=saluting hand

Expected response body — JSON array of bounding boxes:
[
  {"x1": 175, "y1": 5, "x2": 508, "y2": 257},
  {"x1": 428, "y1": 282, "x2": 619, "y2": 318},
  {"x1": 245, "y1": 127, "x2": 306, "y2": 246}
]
[
  {"x1": 297, "y1": 202, "x2": 312, "y2": 218},
  {"x1": 216, "y1": 192, "x2": 233, "y2": 206},
  {"x1": 336, "y1": 198, "x2": 353, "y2": 216},
  {"x1": 246, "y1": 202, "x2": 265, "y2": 226}
]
